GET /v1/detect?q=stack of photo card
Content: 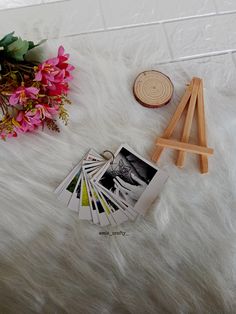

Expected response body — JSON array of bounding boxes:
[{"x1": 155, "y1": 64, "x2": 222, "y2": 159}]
[{"x1": 55, "y1": 144, "x2": 168, "y2": 226}]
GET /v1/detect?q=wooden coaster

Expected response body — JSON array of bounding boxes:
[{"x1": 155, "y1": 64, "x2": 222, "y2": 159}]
[{"x1": 133, "y1": 70, "x2": 174, "y2": 108}]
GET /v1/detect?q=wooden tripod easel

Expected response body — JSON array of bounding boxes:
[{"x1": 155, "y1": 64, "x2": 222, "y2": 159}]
[{"x1": 151, "y1": 77, "x2": 214, "y2": 174}]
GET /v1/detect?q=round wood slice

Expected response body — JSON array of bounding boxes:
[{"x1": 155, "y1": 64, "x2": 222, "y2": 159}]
[{"x1": 133, "y1": 70, "x2": 174, "y2": 108}]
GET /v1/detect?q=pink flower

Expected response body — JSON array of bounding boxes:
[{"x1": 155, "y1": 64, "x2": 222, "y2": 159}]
[
  {"x1": 0, "y1": 130, "x2": 17, "y2": 140},
  {"x1": 35, "y1": 104, "x2": 59, "y2": 119},
  {"x1": 47, "y1": 82, "x2": 69, "y2": 96},
  {"x1": 57, "y1": 45, "x2": 69, "y2": 63},
  {"x1": 9, "y1": 86, "x2": 39, "y2": 106},
  {"x1": 16, "y1": 109, "x2": 42, "y2": 133},
  {"x1": 15, "y1": 104, "x2": 59, "y2": 134},
  {"x1": 57, "y1": 46, "x2": 75, "y2": 82},
  {"x1": 34, "y1": 57, "x2": 60, "y2": 84},
  {"x1": 34, "y1": 46, "x2": 74, "y2": 95}
]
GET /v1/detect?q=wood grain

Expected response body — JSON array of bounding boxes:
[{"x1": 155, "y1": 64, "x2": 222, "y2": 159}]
[
  {"x1": 151, "y1": 79, "x2": 194, "y2": 162},
  {"x1": 156, "y1": 138, "x2": 214, "y2": 156},
  {"x1": 197, "y1": 80, "x2": 208, "y2": 173},
  {"x1": 133, "y1": 70, "x2": 174, "y2": 108},
  {"x1": 176, "y1": 78, "x2": 201, "y2": 168}
]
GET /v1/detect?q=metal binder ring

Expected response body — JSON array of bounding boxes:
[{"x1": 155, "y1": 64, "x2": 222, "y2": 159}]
[{"x1": 102, "y1": 150, "x2": 115, "y2": 164}]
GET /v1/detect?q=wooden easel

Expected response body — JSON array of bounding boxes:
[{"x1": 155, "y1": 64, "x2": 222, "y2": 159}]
[{"x1": 151, "y1": 77, "x2": 213, "y2": 174}]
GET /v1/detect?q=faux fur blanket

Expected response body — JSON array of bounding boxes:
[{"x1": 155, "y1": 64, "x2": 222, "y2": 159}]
[{"x1": 0, "y1": 33, "x2": 236, "y2": 313}]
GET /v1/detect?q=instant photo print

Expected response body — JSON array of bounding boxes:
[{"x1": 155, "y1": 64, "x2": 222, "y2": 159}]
[
  {"x1": 55, "y1": 144, "x2": 168, "y2": 226},
  {"x1": 96, "y1": 144, "x2": 168, "y2": 215}
]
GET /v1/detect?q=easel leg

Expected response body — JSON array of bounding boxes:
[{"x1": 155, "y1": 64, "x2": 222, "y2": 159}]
[
  {"x1": 176, "y1": 78, "x2": 200, "y2": 168},
  {"x1": 197, "y1": 80, "x2": 208, "y2": 174},
  {"x1": 151, "y1": 80, "x2": 194, "y2": 162}
]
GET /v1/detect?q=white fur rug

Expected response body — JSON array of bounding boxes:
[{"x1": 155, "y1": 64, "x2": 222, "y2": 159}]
[{"x1": 0, "y1": 30, "x2": 236, "y2": 313}]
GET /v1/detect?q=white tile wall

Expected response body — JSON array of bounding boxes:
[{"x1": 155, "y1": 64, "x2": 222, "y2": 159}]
[
  {"x1": 215, "y1": 0, "x2": 236, "y2": 12},
  {"x1": 155, "y1": 0, "x2": 216, "y2": 20},
  {"x1": 0, "y1": 0, "x2": 236, "y2": 62},
  {"x1": 68, "y1": 24, "x2": 171, "y2": 63},
  {"x1": 100, "y1": 0, "x2": 158, "y2": 28},
  {"x1": 165, "y1": 14, "x2": 236, "y2": 58},
  {"x1": 0, "y1": 0, "x2": 103, "y2": 40},
  {"x1": 0, "y1": 0, "x2": 65, "y2": 10},
  {"x1": 101, "y1": 0, "x2": 217, "y2": 29}
]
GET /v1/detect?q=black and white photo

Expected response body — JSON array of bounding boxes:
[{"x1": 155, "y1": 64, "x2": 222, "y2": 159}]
[{"x1": 96, "y1": 145, "x2": 167, "y2": 214}]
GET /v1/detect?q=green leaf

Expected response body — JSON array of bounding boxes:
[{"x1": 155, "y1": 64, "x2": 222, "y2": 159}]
[
  {"x1": 7, "y1": 37, "x2": 29, "y2": 61},
  {"x1": 28, "y1": 41, "x2": 35, "y2": 50},
  {"x1": 28, "y1": 38, "x2": 47, "y2": 50},
  {"x1": 0, "y1": 31, "x2": 18, "y2": 48}
]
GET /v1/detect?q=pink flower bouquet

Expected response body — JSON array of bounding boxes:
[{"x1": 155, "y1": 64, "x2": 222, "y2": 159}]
[{"x1": 0, "y1": 32, "x2": 74, "y2": 140}]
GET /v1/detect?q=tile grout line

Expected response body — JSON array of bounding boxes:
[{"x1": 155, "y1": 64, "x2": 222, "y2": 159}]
[
  {"x1": 95, "y1": 10, "x2": 236, "y2": 31},
  {"x1": 0, "y1": 0, "x2": 70, "y2": 12},
  {"x1": 160, "y1": 23, "x2": 174, "y2": 61},
  {"x1": 213, "y1": 0, "x2": 219, "y2": 14},
  {"x1": 1, "y1": 4, "x2": 236, "y2": 26},
  {"x1": 229, "y1": 51, "x2": 236, "y2": 69},
  {"x1": 98, "y1": 0, "x2": 107, "y2": 30},
  {"x1": 152, "y1": 49, "x2": 236, "y2": 66},
  {"x1": 155, "y1": 12, "x2": 216, "y2": 24},
  {"x1": 62, "y1": 10, "x2": 236, "y2": 39},
  {"x1": 60, "y1": 21, "x2": 236, "y2": 65}
]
